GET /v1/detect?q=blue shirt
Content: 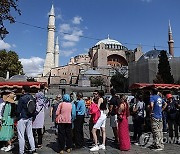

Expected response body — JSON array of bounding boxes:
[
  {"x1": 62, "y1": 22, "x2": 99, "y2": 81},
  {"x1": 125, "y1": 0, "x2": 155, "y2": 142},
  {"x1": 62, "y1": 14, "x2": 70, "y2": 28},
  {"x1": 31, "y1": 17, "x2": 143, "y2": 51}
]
[
  {"x1": 150, "y1": 95, "x2": 165, "y2": 119},
  {"x1": 76, "y1": 99, "x2": 86, "y2": 116}
]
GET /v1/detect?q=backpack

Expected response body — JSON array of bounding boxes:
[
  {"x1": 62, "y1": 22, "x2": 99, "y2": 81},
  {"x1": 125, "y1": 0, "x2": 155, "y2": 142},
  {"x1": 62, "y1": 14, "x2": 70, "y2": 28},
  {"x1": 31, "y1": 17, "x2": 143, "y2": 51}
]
[{"x1": 26, "y1": 95, "x2": 36, "y2": 117}]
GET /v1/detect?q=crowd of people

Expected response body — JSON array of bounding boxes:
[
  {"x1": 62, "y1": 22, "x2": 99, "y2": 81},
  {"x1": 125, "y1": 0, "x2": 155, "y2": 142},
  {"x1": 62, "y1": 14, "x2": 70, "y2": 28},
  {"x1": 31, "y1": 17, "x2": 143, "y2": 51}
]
[{"x1": 0, "y1": 86, "x2": 180, "y2": 153}]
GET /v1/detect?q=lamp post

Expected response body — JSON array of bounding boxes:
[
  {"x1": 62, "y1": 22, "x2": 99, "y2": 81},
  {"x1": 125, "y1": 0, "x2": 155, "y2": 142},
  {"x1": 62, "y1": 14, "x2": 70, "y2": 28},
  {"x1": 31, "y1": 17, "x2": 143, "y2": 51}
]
[{"x1": 0, "y1": 26, "x2": 9, "y2": 40}]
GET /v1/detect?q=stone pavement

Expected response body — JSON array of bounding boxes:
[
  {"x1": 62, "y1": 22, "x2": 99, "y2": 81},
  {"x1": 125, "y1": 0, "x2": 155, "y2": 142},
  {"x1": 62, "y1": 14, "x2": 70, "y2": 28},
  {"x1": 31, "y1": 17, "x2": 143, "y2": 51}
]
[{"x1": 1, "y1": 108, "x2": 180, "y2": 154}]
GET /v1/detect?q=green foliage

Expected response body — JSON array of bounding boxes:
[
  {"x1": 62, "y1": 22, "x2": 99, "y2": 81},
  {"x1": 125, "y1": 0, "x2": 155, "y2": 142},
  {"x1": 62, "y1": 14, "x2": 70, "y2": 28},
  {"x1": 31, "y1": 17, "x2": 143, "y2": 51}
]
[
  {"x1": 110, "y1": 72, "x2": 128, "y2": 93},
  {"x1": 89, "y1": 76, "x2": 104, "y2": 87},
  {"x1": 0, "y1": 49, "x2": 23, "y2": 78},
  {"x1": 154, "y1": 50, "x2": 174, "y2": 84},
  {"x1": 0, "y1": 0, "x2": 21, "y2": 37}
]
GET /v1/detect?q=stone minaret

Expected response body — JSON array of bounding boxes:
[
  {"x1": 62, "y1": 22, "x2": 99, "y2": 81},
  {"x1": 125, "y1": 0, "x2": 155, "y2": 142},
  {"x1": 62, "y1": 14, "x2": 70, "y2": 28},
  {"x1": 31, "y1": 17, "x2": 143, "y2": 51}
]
[
  {"x1": 43, "y1": 5, "x2": 55, "y2": 76},
  {"x1": 168, "y1": 20, "x2": 174, "y2": 57},
  {"x1": 54, "y1": 36, "x2": 60, "y2": 67}
]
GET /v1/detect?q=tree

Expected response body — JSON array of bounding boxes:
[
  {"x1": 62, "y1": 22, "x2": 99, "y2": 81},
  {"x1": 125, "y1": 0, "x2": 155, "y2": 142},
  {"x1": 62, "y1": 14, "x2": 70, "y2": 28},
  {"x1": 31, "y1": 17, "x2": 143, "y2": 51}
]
[
  {"x1": 110, "y1": 71, "x2": 128, "y2": 93},
  {"x1": 0, "y1": 50, "x2": 23, "y2": 78},
  {"x1": 0, "y1": 0, "x2": 21, "y2": 39},
  {"x1": 89, "y1": 76, "x2": 104, "y2": 87},
  {"x1": 153, "y1": 50, "x2": 174, "y2": 84}
]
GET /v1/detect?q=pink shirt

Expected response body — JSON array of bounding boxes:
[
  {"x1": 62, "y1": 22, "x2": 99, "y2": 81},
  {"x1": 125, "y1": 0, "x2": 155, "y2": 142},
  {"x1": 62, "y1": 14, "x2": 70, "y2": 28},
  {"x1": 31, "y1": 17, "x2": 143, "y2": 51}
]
[{"x1": 56, "y1": 102, "x2": 72, "y2": 123}]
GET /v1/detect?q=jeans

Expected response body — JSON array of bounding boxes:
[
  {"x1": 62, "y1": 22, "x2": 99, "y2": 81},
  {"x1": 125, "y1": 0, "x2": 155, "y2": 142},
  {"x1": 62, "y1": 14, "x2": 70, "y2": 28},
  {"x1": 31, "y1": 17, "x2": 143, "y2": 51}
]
[
  {"x1": 162, "y1": 111, "x2": 167, "y2": 132},
  {"x1": 17, "y1": 118, "x2": 35, "y2": 154}
]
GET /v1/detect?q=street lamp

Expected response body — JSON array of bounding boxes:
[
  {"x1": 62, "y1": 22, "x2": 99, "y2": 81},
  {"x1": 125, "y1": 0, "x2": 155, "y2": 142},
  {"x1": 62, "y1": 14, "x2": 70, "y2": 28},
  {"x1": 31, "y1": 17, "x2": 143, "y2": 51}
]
[{"x1": 0, "y1": 26, "x2": 9, "y2": 40}]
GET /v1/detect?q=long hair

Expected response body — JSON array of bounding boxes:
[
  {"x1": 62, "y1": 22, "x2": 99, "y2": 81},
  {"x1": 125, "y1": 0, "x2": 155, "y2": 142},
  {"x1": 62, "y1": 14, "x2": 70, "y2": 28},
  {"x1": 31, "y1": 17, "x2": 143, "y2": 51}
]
[{"x1": 119, "y1": 94, "x2": 130, "y2": 117}]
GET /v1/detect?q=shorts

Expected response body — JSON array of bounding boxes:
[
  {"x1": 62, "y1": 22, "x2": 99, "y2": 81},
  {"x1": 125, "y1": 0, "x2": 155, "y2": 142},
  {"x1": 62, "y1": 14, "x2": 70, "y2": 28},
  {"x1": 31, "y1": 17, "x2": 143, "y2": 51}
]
[
  {"x1": 93, "y1": 113, "x2": 107, "y2": 129},
  {"x1": 110, "y1": 115, "x2": 118, "y2": 127}
]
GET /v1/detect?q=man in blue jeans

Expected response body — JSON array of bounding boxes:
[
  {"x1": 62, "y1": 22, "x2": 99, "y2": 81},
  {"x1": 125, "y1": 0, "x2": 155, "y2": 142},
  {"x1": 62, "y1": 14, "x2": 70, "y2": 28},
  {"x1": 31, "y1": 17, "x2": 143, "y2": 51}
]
[
  {"x1": 150, "y1": 89, "x2": 167, "y2": 151},
  {"x1": 16, "y1": 85, "x2": 37, "y2": 154}
]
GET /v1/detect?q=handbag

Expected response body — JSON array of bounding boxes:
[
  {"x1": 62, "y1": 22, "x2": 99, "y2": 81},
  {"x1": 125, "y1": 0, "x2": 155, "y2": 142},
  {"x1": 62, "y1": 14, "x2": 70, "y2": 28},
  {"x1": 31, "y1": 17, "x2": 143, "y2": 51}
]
[{"x1": 89, "y1": 103, "x2": 101, "y2": 124}]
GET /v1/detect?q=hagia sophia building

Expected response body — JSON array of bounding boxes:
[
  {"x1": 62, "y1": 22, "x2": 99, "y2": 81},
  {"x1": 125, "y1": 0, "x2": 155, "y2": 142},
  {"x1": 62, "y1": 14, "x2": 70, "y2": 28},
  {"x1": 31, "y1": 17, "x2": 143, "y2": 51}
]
[{"x1": 37, "y1": 5, "x2": 180, "y2": 94}]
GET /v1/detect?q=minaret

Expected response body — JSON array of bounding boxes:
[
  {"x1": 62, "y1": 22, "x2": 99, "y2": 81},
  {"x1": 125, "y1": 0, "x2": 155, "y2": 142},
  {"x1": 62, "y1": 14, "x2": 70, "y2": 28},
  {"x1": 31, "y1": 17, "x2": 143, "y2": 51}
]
[
  {"x1": 43, "y1": 5, "x2": 55, "y2": 76},
  {"x1": 54, "y1": 36, "x2": 60, "y2": 67},
  {"x1": 168, "y1": 20, "x2": 174, "y2": 57}
]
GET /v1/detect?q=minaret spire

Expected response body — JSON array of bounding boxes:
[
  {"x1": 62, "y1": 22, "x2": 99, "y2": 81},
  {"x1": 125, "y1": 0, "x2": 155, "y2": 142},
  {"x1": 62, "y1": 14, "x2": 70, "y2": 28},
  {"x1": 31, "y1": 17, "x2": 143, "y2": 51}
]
[
  {"x1": 54, "y1": 36, "x2": 60, "y2": 67},
  {"x1": 168, "y1": 20, "x2": 174, "y2": 57},
  {"x1": 43, "y1": 5, "x2": 56, "y2": 76}
]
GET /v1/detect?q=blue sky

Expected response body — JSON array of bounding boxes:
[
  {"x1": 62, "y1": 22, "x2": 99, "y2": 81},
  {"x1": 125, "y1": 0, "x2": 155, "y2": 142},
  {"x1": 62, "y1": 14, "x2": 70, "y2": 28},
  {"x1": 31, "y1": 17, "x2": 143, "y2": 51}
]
[{"x1": 0, "y1": 0, "x2": 180, "y2": 76}]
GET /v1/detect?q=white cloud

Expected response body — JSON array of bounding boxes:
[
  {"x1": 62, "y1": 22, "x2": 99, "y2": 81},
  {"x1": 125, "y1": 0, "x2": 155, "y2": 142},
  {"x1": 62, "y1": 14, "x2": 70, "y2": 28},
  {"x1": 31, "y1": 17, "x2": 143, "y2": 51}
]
[
  {"x1": 72, "y1": 16, "x2": 83, "y2": 24},
  {"x1": 63, "y1": 29, "x2": 83, "y2": 42},
  {"x1": 62, "y1": 41, "x2": 76, "y2": 48},
  {"x1": 60, "y1": 49, "x2": 76, "y2": 57},
  {"x1": 20, "y1": 57, "x2": 44, "y2": 77},
  {"x1": 12, "y1": 44, "x2": 16, "y2": 48},
  {"x1": 59, "y1": 24, "x2": 71, "y2": 33},
  {"x1": 56, "y1": 14, "x2": 62, "y2": 20},
  {"x1": 0, "y1": 40, "x2": 11, "y2": 50}
]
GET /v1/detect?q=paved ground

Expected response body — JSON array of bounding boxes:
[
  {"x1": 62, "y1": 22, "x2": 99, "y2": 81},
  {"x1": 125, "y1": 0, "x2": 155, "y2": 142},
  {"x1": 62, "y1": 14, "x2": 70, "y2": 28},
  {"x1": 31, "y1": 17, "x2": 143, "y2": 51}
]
[{"x1": 1, "y1": 108, "x2": 180, "y2": 154}]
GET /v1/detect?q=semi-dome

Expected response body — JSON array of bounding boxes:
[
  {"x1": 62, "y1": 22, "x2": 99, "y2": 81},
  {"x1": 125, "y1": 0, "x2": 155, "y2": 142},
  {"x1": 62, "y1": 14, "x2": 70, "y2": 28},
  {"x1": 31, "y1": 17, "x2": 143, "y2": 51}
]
[
  {"x1": 95, "y1": 36, "x2": 122, "y2": 46},
  {"x1": 139, "y1": 49, "x2": 172, "y2": 61}
]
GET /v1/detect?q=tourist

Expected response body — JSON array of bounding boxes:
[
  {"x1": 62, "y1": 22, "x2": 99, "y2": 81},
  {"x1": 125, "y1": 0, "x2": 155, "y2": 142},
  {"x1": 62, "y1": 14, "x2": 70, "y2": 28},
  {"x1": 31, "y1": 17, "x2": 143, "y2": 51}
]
[
  {"x1": 150, "y1": 88, "x2": 167, "y2": 151},
  {"x1": 132, "y1": 94, "x2": 145, "y2": 145},
  {"x1": 50, "y1": 94, "x2": 62, "y2": 132},
  {"x1": 32, "y1": 86, "x2": 49, "y2": 149},
  {"x1": 117, "y1": 94, "x2": 131, "y2": 151},
  {"x1": 166, "y1": 93, "x2": 179, "y2": 141},
  {"x1": 74, "y1": 92, "x2": 86, "y2": 148},
  {"x1": 90, "y1": 90, "x2": 108, "y2": 152},
  {"x1": 109, "y1": 89, "x2": 119, "y2": 143},
  {"x1": 56, "y1": 94, "x2": 73, "y2": 154},
  {"x1": 88, "y1": 91, "x2": 100, "y2": 143},
  {"x1": 0, "y1": 90, "x2": 16, "y2": 152},
  {"x1": 85, "y1": 97, "x2": 92, "y2": 117},
  {"x1": 70, "y1": 92, "x2": 77, "y2": 145},
  {"x1": 16, "y1": 85, "x2": 37, "y2": 154}
]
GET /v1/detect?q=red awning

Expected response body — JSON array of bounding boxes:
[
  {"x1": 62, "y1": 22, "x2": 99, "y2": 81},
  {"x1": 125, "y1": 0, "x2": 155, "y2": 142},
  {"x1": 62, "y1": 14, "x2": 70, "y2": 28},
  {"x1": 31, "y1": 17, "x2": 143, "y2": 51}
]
[
  {"x1": 129, "y1": 83, "x2": 180, "y2": 90},
  {"x1": 0, "y1": 81, "x2": 47, "y2": 89}
]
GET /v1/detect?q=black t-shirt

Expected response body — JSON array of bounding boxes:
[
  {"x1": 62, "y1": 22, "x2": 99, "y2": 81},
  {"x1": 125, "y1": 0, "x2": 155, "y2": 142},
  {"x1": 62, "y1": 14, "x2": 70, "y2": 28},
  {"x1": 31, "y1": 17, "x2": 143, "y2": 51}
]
[{"x1": 109, "y1": 95, "x2": 119, "y2": 115}]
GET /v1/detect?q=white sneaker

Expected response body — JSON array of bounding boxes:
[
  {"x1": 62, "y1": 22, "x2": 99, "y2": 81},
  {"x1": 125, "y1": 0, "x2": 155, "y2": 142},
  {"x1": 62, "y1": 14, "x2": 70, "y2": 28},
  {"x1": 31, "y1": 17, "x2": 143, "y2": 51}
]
[
  {"x1": 90, "y1": 145, "x2": 99, "y2": 152},
  {"x1": 152, "y1": 148, "x2": 163, "y2": 151},
  {"x1": 4, "y1": 145, "x2": 14, "y2": 152},
  {"x1": 134, "y1": 142, "x2": 140, "y2": 146},
  {"x1": 1, "y1": 146, "x2": 7, "y2": 151},
  {"x1": 99, "y1": 144, "x2": 106, "y2": 150}
]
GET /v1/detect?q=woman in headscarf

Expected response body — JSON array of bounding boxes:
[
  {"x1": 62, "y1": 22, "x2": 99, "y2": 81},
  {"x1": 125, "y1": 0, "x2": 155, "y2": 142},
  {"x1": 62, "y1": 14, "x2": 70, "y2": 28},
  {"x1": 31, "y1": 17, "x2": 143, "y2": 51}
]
[
  {"x1": 0, "y1": 90, "x2": 16, "y2": 152},
  {"x1": 32, "y1": 87, "x2": 49, "y2": 149},
  {"x1": 56, "y1": 94, "x2": 73, "y2": 154}
]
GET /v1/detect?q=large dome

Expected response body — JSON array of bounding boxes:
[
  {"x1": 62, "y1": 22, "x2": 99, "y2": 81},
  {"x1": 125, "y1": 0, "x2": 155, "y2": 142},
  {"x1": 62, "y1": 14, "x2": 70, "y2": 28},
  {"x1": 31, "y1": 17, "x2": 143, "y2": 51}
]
[
  {"x1": 139, "y1": 49, "x2": 172, "y2": 61},
  {"x1": 95, "y1": 36, "x2": 122, "y2": 46}
]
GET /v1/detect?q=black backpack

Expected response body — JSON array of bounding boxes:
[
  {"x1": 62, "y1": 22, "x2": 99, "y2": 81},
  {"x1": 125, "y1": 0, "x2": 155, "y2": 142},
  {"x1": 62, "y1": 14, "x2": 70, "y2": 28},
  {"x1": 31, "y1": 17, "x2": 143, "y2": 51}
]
[{"x1": 26, "y1": 95, "x2": 36, "y2": 117}]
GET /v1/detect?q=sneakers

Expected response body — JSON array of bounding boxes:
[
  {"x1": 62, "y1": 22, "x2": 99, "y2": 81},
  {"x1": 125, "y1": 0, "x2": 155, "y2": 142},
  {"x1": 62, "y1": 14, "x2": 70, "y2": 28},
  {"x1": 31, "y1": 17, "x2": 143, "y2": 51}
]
[
  {"x1": 134, "y1": 142, "x2": 140, "y2": 146},
  {"x1": 1, "y1": 146, "x2": 7, "y2": 151},
  {"x1": 67, "y1": 148, "x2": 71, "y2": 153},
  {"x1": 99, "y1": 144, "x2": 106, "y2": 150},
  {"x1": 59, "y1": 150, "x2": 64, "y2": 154},
  {"x1": 4, "y1": 145, "x2": 14, "y2": 152},
  {"x1": 152, "y1": 148, "x2": 164, "y2": 151},
  {"x1": 90, "y1": 145, "x2": 99, "y2": 151}
]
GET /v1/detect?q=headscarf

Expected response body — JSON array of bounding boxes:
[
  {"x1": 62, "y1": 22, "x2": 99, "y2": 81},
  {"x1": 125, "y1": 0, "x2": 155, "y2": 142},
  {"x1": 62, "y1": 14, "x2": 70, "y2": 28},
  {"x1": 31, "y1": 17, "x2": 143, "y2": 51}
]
[{"x1": 63, "y1": 94, "x2": 70, "y2": 102}]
